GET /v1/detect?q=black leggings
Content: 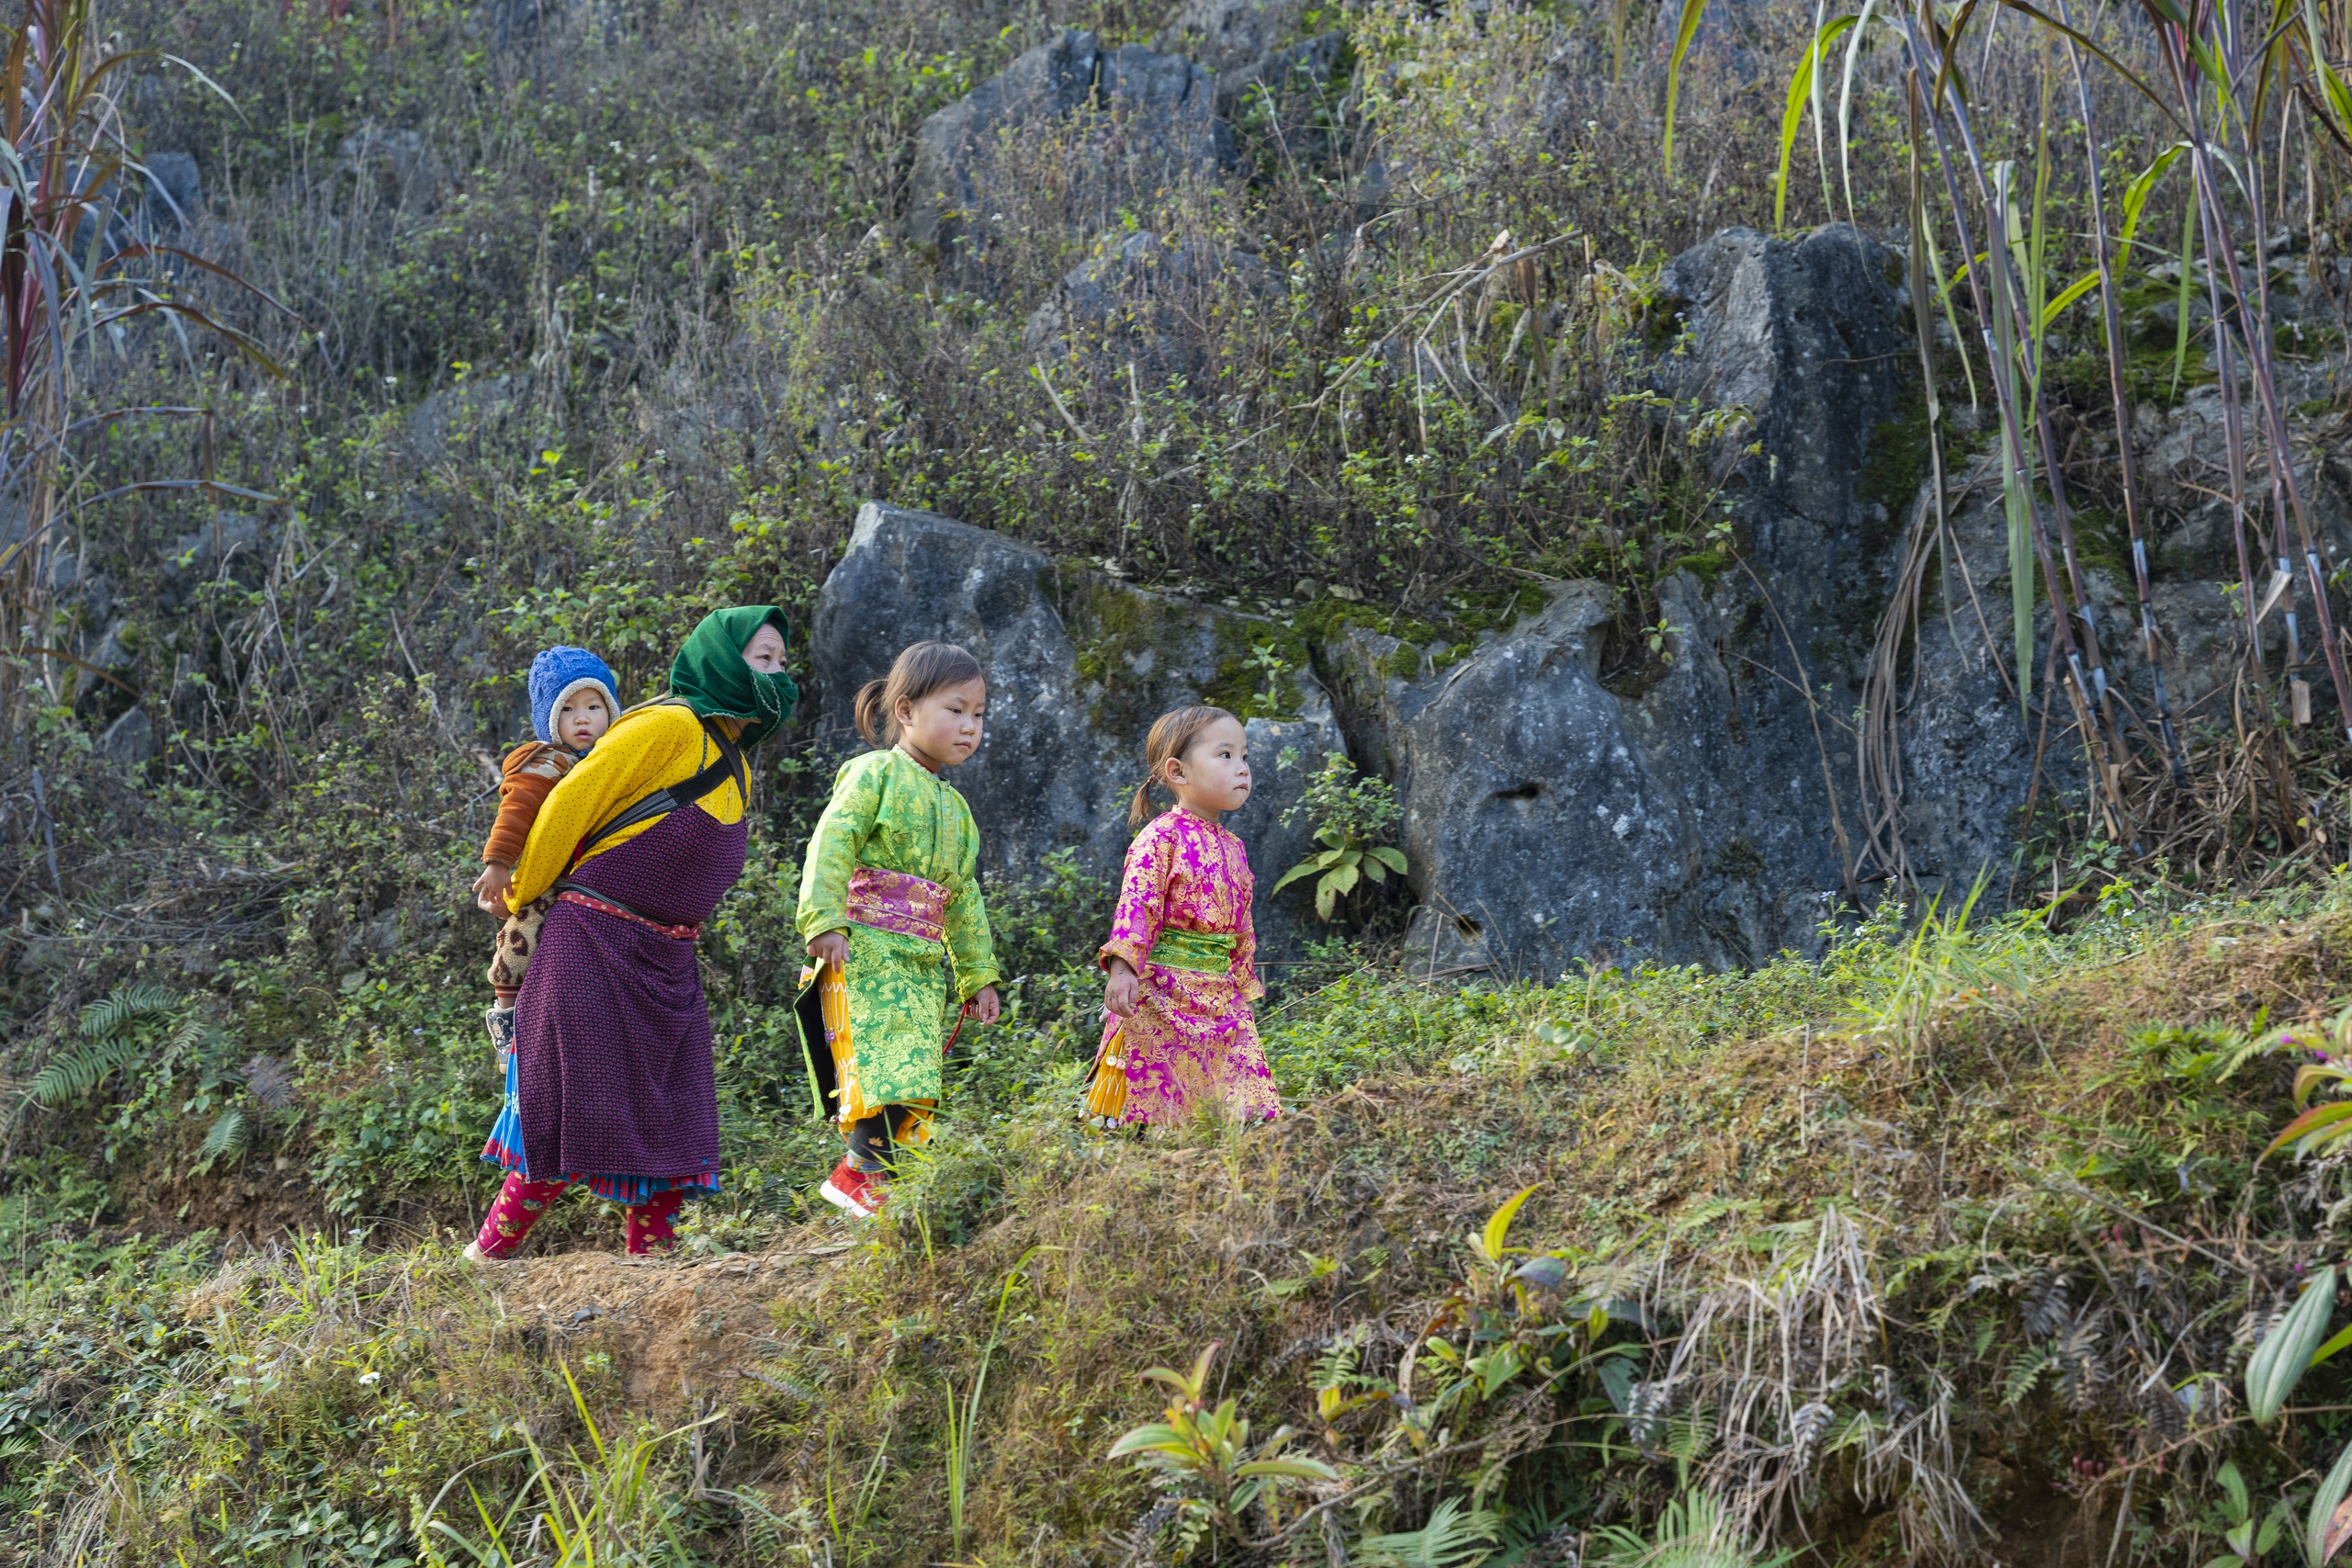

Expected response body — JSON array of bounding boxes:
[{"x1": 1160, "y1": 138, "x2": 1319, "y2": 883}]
[{"x1": 846, "y1": 1111, "x2": 895, "y2": 1172}]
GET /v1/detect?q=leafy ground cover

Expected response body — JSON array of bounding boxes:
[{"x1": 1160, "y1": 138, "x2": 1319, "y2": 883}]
[{"x1": 14, "y1": 877, "x2": 2352, "y2": 1564}]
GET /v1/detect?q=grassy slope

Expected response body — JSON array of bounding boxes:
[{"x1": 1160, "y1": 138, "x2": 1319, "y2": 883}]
[{"x1": 11, "y1": 886, "x2": 2352, "y2": 1565}]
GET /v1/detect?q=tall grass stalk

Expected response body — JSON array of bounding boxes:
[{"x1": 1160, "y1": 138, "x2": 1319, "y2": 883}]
[
  {"x1": 0, "y1": 0, "x2": 281, "y2": 741},
  {"x1": 417, "y1": 1359, "x2": 717, "y2": 1568},
  {"x1": 1710, "y1": 0, "x2": 2352, "y2": 875},
  {"x1": 943, "y1": 1247, "x2": 1041, "y2": 1552}
]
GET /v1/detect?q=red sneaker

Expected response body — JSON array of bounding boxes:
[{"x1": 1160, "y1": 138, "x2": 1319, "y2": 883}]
[{"x1": 820, "y1": 1159, "x2": 885, "y2": 1218}]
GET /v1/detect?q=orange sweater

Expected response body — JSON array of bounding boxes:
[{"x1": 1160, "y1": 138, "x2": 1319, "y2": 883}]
[{"x1": 481, "y1": 741, "x2": 579, "y2": 867}]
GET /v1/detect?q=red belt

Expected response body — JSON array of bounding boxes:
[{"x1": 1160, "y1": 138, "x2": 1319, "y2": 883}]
[{"x1": 557, "y1": 887, "x2": 702, "y2": 942}]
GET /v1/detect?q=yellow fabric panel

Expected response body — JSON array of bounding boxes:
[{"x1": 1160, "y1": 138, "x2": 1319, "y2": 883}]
[
  {"x1": 802, "y1": 961, "x2": 934, "y2": 1141},
  {"x1": 505, "y1": 703, "x2": 746, "y2": 910}
]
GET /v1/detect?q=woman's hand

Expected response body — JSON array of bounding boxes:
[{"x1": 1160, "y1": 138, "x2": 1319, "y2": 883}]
[
  {"x1": 970, "y1": 986, "x2": 1001, "y2": 1026},
  {"x1": 808, "y1": 930, "x2": 849, "y2": 972},
  {"x1": 1103, "y1": 958, "x2": 1139, "y2": 1019},
  {"x1": 473, "y1": 861, "x2": 514, "y2": 914}
]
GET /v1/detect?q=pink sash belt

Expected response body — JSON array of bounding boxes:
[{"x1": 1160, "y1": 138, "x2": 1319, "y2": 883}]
[{"x1": 847, "y1": 866, "x2": 948, "y2": 943}]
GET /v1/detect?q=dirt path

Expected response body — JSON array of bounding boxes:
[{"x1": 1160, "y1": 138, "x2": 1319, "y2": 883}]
[{"x1": 467, "y1": 1241, "x2": 854, "y2": 1411}]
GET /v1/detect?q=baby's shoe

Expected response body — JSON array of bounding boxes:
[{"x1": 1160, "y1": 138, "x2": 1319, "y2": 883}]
[{"x1": 484, "y1": 1002, "x2": 516, "y2": 1070}]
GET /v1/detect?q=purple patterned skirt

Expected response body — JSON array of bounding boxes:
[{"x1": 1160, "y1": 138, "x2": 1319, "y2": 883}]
[{"x1": 499, "y1": 803, "x2": 748, "y2": 1189}]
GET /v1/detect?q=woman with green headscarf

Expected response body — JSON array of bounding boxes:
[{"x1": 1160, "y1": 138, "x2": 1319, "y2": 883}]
[{"x1": 464, "y1": 606, "x2": 799, "y2": 1262}]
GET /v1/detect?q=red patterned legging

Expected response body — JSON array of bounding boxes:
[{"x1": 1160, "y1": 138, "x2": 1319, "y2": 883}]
[{"x1": 474, "y1": 1174, "x2": 687, "y2": 1258}]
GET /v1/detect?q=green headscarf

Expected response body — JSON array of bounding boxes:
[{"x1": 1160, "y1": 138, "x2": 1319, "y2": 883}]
[{"x1": 668, "y1": 605, "x2": 801, "y2": 749}]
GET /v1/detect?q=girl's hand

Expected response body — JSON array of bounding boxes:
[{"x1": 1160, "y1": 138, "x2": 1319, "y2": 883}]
[
  {"x1": 1104, "y1": 958, "x2": 1140, "y2": 1019},
  {"x1": 808, "y1": 930, "x2": 849, "y2": 972},
  {"x1": 473, "y1": 861, "x2": 514, "y2": 914},
  {"x1": 970, "y1": 986, "x2": 1001, "y2": 1026}
]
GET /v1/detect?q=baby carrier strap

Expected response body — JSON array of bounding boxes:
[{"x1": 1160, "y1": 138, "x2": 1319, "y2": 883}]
[{"x1": 568, "y1": 703, "x2": 746, "y2": 869}]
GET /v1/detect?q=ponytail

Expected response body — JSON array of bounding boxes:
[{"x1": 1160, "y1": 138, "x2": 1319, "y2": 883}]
[
  {"x1": 1130, "y1": 705, "x2": 1239, "y2": 829},
  {"x1": 854, "y1": 678, "x2": 890, "y2": 747},
  {"x1": 856, "y1": 641, "x2": 985, "y2": 748}
]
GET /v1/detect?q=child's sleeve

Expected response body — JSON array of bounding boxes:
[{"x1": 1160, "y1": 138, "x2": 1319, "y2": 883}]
[
  {"x1": 943, "y1": 805, "x2": 1001, "y2": 1002},
  {"x1": 1230, "y1": 862, "x2": 1265, "y2": 1002},
  {"x1": 1097, "y1": 820, "x2": 1173, "y2": 976},
  {"x1": 481, "y1": 744, "x2": 565, "y2": 865},
  {"x1": 795, "y1": 756, "x2": 884, "y2": 943}
]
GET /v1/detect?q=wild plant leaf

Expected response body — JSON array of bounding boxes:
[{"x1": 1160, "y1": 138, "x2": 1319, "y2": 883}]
[
  {"x1": 243, "y1": 1054, "x2": 295, "y2": 1111},
  {"x1": 1772, "y1": 16, "x2": 1856, "y2": 231},
  {"x1": 27, "y1": 1034, "x2": 142, "y2": 1107},
  {"x1": 2311, "y1": 1320, "x2": 2352, "y2": 1373},
  {"x1": 2170, "y1": 194, "x2": 2196, "y2": 395},
  {"x1": 78, "y1": 981, "x2": 174, "y2": 1039},
  {"x1": 2000, "y1": 1348, "x2": 2052, "y2": 1407},
  {"x1": 2039, "y1": 268, "x2": 2103, "y2": 333},
  {"x1": 1107, "y1": 1424, "x2": 1191, "y2": 1459},
  {"x1": 2261, "y1": 1100, "x2": 2352, "y2": 1162},
  {"x1": 2116, "y1": 143, "x2": 2187, "y2": 265},
  {"x1": 1356, "y1": 1496, "x2": 1501, "y2": 1568},
  {"x1": 1235, "y1": 1456, "x2": 1340, "y2": 1481},
  {"x1": 2311, "y1": 1431, "x2": 2352, "y2": 1565},
  {"x1": 1660, "y1": 0, "x2": 1712, "y2": 176},
  {"x1": 2248, "y1": 1265, "x2": 2337, "y2": 1424},
  {"x1": 1325, "y1": 859, "x2": 1361, "y2": 897},
  {"x1": 1598, "y1": 1356, "x2": 1635, "y2": 1414},
  {"x1": 196, "y1": 1105, "x2": 248, "y2": 1172},
  {"x1": 2257, "y1": 1498, "x2": 2287, "y2": 1559},
  {"x1": 1270, "y1": 861, "x2": 1323, "y2": 895},
  {"x1": 1367, "y1": 845, "x2": 1408, "y2": 874},
  {"x1": 2294, "y1": 1061, "x2": 2351, "y2": 1106},
  {"x1": 2217, "y1": 1458, "x2": 2249, "y2": 1521},
  {"x1": 1835, "y1": 0, "x2": 1878, "y2": 218},
  {"x1": 1480, "y1": 1183, "x2": 1541, "y2": 1263}
]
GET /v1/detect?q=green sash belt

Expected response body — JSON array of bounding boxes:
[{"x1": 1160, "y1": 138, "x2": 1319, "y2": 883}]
[{"x1": 1148, "y1": 929, "x2": 1236, "y2": 974}]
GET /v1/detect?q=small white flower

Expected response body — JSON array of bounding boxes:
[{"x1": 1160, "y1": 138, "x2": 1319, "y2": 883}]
[{"x1": 357, "y1": 1370, "x2": 381, "y2": 1385}]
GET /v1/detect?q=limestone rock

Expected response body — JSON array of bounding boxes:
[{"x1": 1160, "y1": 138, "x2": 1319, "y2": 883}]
[
  {"x1": 337, "y1": 125, "x2": 438, "y2": 208},
  {"x1": 808, "y1": 502, "x2": 1343, "y2": 961},
  {"x1": 1155, "y1": 0, "x2": 1306, "y2": 75},
  {"x1": 143, "y1": 152, "x2": 201, "y2": 228},
  {"x1": 907, "y1": 29, "x2": 1231, "y2": 265},
  {"x1": 162, "y1": 513, "x2": 266, "y2": 611},
  {"x1": 101, "y1": 706, "x2": 154, "y2": 770},
  {"x1": 1323, "y1": 224, "x2": 1916, "y2": 974},
  {"x1": 403, "y1": 373, "x2": 531, "y2": 467},
  {"x1": 1023, "y1": 229, "x2": 1278, "y2": 387}
]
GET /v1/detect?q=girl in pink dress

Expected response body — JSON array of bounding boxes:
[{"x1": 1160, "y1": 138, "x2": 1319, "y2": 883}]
[{"x1": 1095, "y1": 705, "x2": 1282, "y2": 1126}]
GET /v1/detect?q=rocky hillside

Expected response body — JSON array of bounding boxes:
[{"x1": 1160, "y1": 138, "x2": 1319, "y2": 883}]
[{"x1": 9, "y1": 0, "x2": 2352, "y2": 1559}]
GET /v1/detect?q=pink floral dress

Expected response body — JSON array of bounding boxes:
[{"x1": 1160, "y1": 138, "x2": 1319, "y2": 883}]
[{"x1": 1097, "y1": 808, "x2": 1280, "y2": 1125}]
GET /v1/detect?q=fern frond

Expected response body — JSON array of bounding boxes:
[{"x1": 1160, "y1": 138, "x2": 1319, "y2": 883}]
[
  {"x1": 1356, "y1": 1497, "x2": 1502, "y2": 1568},
  {"x1": 79, "y1": 981, "x2": 175, "y2": 1040},
  {"x1": 243, "y1": 1053, "x2": 294, "y2": 1110},
  {"x1": 2002, "y1": 1348, "x2": 2053, "y2": 1407},
  {"x1": 28, "y1": 1035, "x2": 143, "y2": 1107},
  {"x1": 165, "y1": 1015, "x2": 211, "y2": 1057},
  {"x1": 195, "y1": 1105, "x2": 248, "y2": 1172}
]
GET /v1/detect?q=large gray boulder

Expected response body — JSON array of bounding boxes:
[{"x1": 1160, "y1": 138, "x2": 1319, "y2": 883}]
[
  {"x1": 1322, "y1": 224, "x2": 1919, "y2": 974},
  {"x1": 1155, "y1": 0, "x2": 1306, "y2": 73},
  {"x1": 142, "y1": 152, "x2": 201, "y2": 229},
  {"x1": 1023, "y1": 229, "x2": 1279, "y2": 388},
  {"x1": 907, "y1": 30, "x2": 1232, "y2": 262},
  {"x1": 809, "y1": 502, "x2": 1345, "y2": 962}
]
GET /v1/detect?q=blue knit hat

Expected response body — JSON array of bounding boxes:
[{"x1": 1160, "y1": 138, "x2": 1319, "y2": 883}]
[{"x1": 528, "y1": 647, "x2": 620, "y2": 746}]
